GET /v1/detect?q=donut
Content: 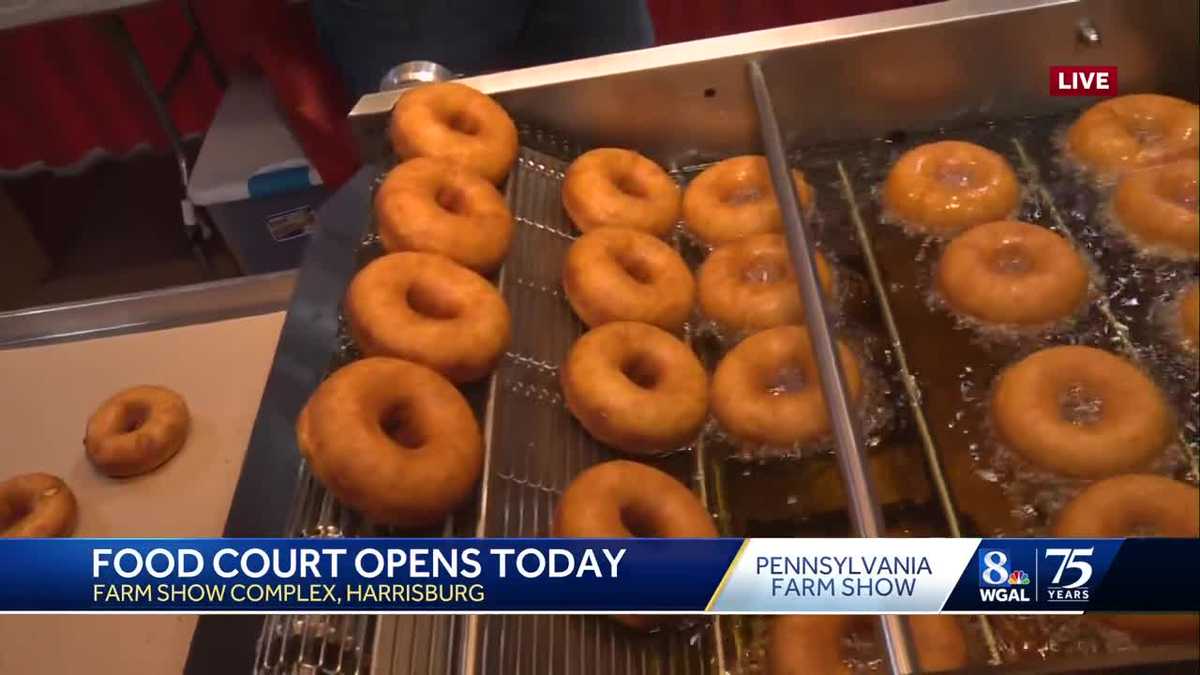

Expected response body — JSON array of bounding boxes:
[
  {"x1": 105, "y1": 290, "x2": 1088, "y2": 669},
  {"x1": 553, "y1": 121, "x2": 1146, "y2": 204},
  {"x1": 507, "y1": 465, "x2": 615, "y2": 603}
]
[
  {"x1": 682, "y1": 155, "x2": 815, "y2": 246},
  {"x1": 0, "y1": 473, "x2": 77, "y2": 537},
  {"x1": 562, "y1": 228, "x2": 694, "y2": 332},
  {"x1": 84, "y1": 385, "x2": 190, "y2": 477},
  {"x1": 346, "y1": 252, "x2": 510, "y2": 383},
  {"x1": 882, "y1": 140, "x2": 1020, "y2": 235},
  {"x1": 296, "y1": 357, "x2": 483, "y2": 528},
  {"x1": 1179, "y1": 282, "x2": 1200, "y2": 351},
  {"x1": 1066, "y1": 94, "x2": 1200, "y2": 177},
  {"x1": 711, "y1": 326, "x2": 863, "y2": 447},
  {"x1": 1054, "y1": 474, "x2": 1199, "y2": 640},
  {"x1": 769, "y1": 614, "x2": 968, "y2": 675},
  {"x1": 561, "y1": 322, "x2": 707, "y2": 454},
  {"x1": 374, "y1": 157, "x2": 514, "y2": 274},
  {"x1": 936, "y1": 220, "x2": 1090, "y2": 326},
  {"x1": 1111, "y1": 159, "x2": 1199, "y2": 259},
  {"x1": 991, "y1": 346, "x2": 1173, "y2": 478},
  {"x1": 388, "y1": 82, "x2": 518, "y2": 184},
  {"x1": 561, "y1": 148, "x2": 681, "y2": 236},
  {"x1": 554, "y1": 460, "x2": 717, "y2": 630},
  {"x1": 697, "y1": 233, "x2": 834, "y2": 333}
]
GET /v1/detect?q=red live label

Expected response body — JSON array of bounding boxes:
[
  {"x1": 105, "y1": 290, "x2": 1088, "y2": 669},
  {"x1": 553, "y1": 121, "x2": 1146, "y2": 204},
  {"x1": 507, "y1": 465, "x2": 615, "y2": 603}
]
[{"x1": 1050, "y1": 66, "x2": 1118, "y2": 96}]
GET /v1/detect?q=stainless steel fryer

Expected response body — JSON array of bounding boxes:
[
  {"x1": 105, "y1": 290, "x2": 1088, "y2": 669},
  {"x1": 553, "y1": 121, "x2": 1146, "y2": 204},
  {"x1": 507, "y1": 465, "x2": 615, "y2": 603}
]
[{"x1": 188, "y1": 1, "x2": 1200, "y2": 673}]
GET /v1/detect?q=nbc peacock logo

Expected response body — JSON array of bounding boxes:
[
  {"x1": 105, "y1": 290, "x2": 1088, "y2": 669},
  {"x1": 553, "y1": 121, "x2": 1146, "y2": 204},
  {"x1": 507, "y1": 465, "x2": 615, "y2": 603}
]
[{"x1": 1008, "y1": 570, "x2": 1030, "y2": 586}]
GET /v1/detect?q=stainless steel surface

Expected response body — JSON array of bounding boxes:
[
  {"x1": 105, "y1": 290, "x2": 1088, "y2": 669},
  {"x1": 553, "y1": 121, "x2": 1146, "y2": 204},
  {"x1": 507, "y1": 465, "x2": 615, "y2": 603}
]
[
  {"x1": 0, "y1": 270, "x2": 295, "y2": 348},
  {"x1": 380, "y1": 60, "x2": 455, "y2": 92},
  {"x1": 349, "y1": 0, "x2": 1197, "y2": 167},
  {"x1": 748, "y1": 60, "x2": 917, "y2": 675},
  {"x1": 0, "y1": 0, "x2": 154, "y2": 30}
]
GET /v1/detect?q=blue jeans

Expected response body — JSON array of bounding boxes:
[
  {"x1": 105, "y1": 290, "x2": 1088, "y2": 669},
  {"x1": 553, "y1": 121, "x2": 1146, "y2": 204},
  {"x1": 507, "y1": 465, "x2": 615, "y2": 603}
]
[{"x1": 311, "y1": 0, "x2": 655, "y2": 98}]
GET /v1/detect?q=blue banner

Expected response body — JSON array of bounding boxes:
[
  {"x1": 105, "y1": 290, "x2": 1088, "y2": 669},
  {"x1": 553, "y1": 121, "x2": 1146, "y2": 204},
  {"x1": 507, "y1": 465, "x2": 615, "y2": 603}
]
[
  {"x1": 0, "y1": 539, "x2": 739, "y2": 612},
  {"x1": 0, "y1": 538, "x2": 1195, "y2": 614}
]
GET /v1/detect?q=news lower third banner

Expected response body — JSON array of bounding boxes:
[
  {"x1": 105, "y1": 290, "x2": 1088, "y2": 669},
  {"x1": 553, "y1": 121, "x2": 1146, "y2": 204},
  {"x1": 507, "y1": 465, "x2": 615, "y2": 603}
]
[{"x1": 0, "y1": 538, "x2": 1196, "y2": 614}]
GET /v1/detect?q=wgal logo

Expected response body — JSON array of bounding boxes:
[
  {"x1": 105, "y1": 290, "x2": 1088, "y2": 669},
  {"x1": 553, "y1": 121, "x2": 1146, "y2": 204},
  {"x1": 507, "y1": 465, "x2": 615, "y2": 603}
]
[{"x1": 978, "y1": 549, "x2": 1033, "y2": 602}]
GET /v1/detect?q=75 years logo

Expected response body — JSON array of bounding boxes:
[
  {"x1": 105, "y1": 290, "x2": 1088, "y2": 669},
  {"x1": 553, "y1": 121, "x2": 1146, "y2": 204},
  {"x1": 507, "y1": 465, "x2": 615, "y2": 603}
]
[{"x1": 1044, "y1": 547, "x2": 1093, "y2": 601}]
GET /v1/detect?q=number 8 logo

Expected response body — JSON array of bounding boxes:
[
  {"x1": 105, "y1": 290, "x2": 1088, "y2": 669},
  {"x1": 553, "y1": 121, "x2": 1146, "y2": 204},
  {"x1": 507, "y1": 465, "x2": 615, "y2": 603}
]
[{"x1": 982, "y1": 550, "x2": 1009, "y2": 586}]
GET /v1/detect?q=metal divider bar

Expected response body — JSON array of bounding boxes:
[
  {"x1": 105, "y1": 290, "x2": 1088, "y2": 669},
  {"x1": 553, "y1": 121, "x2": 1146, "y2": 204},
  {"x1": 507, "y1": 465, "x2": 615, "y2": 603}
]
[
  {"x1": 835, "y1": 160, "x2": 1004, "y2": 666},
  {"x1": 746, "y1": 60, "x2": 917, "y2": 675}
]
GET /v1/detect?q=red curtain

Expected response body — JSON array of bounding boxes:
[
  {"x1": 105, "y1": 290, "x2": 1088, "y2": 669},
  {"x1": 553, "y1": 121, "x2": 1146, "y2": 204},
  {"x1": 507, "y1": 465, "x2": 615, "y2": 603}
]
[
  {"x1": 0, "y1": 1, "x2": 358, "y2": 187},
  {"x1": 0, "y1": 1, "x2": 919, "y2": 185}
]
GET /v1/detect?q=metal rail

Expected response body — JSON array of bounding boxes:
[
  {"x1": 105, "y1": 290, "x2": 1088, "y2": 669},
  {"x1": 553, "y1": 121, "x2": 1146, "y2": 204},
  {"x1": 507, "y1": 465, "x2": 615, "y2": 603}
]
[{"x1": 747, "y1": 60, "x2": 918, "y2": 675}]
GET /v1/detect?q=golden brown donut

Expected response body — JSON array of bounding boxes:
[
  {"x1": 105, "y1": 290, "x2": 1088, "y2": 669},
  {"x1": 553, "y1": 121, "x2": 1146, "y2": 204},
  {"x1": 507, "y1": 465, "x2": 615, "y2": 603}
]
[
  {"x1": 936, "y1": 220, "x2": 1090, "y2": 325},
  {"x1": 1066, "y1": 94, "x2": 1200, "y2": 177},
  {"x1": 374, "y1": 157, "x2": 514, "y2": 274},
  {"x1": 682, "y1": 155, "x2": 815, "y2": 246},
  {"x1": 697, "y1": 233, "x2": 834, "y2": 333},
  {"x1": 711, "y1": 326, "x2": 863, "y2": 447},
  {"x1": 554, "y1": 460, "x2": 717, "y2": 630},
  {"x1": 561, "y1": 322, "x2": 708, "y2": 454},
  {"x1": 0, "y1": 473, "x2": 77, "y2": 537},
  {"x1": 388, "y1": 82, "x2": 518, "y2": 184},
  {"x1": 346, "y1": 252, "x2": 511, "y2": 383},
  {"x1": 562, "y1": 148, "x2": 681, "y2": 236},
  {"x1": 991, "y1": 346, "x2": 1174, "y2": 479},
  {"x1": 1111, "y1": 159, "x2": 1199, "y2": 259},
  {"x1": 1054, "y1": 474, "x2": 1200, "y2": 640},
  {"x1": 769, "y1": 614, "x2": 968, "y2": 675},
  {"x1": 84, "y1": 385, "x2": 190, "y2": 477},
  {"x1": 562, "y1": 227, "x2": 694, "y2": 332},
  {"x1": 882, "y1": 140, "x2": 1020, "y2": 235},
  {"x1": 297, "y1": 357, "x2": 482, "y2": 528},
  {"x1": 1179, "y1": 282, "x2": 1200, "y2": 351}
]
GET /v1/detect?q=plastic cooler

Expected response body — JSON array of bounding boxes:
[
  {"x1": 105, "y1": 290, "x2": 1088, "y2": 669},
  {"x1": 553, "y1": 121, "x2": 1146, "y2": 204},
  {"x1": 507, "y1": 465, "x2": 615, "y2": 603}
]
[{"x1": 188, "y1": 75, "x2": 329, "y2": 274}]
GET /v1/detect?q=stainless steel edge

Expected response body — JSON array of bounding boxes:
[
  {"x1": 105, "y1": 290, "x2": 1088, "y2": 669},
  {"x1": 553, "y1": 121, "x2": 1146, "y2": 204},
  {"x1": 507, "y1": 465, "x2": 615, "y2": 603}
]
[
  {"x1": 349, "y1": 0, "x2": 1198, "y2": 167},
  {"x1": 351, "y1": 0, "x2": 1075, "y2": 165},
  {"x1": 748, "y1": 60, "x2": 917, "y2": 675},
  {"x1": 0, "y1": 271, "x2": 296, "y2": 349},
  {"x1": 186, "y1": 167, "x2": 377, "y2": 675},
  {"x1": 351, "y1": 0, "x2": 1071, "y2": 115}
]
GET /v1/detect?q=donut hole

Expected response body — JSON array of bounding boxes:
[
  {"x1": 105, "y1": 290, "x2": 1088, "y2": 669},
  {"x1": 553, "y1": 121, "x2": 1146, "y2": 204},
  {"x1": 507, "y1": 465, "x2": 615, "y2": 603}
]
[
  {"x1": 742, "y1": 255, "x2": 788, "y2": 284},
  {"x1": 1058, "y1": 383, "x2": 1104, "y2": 426},
  {"x1": 120, "y1": 402, "x2": 151, "y2": 434},
  {"x1": 619, "y1": 353, "x2": 661, "y2": 390},
  {"x1": 617, "y1": 503, "x2": 659, "y2": 537},
  {"x1": 0, "y1": 496, "x2": 32, "y2": 530},
  {"x1": 380, "y1": 401, "x2": 426, "y2": 449},
  {"x1": 722, "y1": 186, "x2": 764, "y2": 206},
  {"x1": 613, "y1": 174, "x2": 648, "y2": 200},
  {"x1": 443, "y1": 111, "x2": 480, "y2": 136},
  {"x1": 933, "y1": 160, "x2": 978, "y2": 188},
  {"x1": 1126, "y1": 122, "x2": 1165, "y2": 147},
  {"x1": 612, "y1": 249, "x2": 655, "y2": 285},
  {"x1": 764, "y1": 365, "x2": 808, "y2": 396},
  {"x1": 434, "y1": 186, "x2": 467, "y2": 214},
  {"x1": 406, "y1": 281, "x2": 460, "y2": 320},
  {"x1": 989, "y1": 242, "x2": 1034, "y2": 275}
]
